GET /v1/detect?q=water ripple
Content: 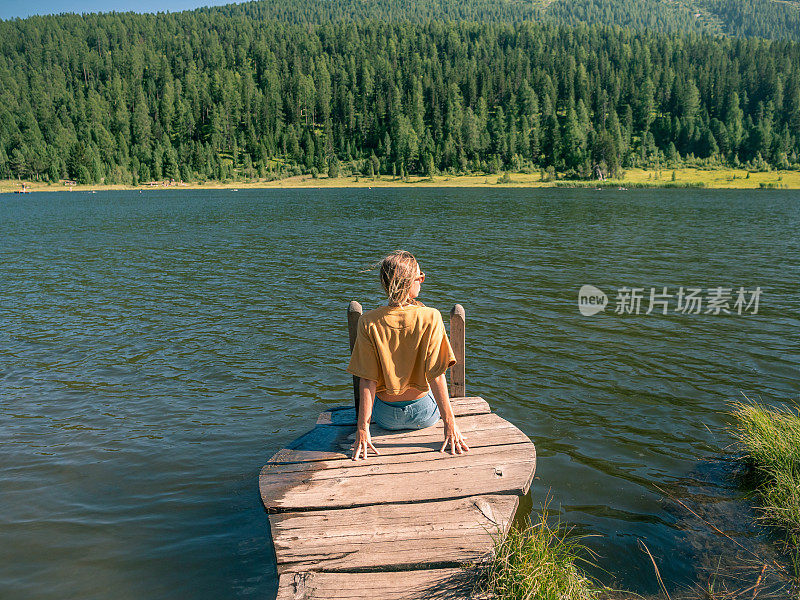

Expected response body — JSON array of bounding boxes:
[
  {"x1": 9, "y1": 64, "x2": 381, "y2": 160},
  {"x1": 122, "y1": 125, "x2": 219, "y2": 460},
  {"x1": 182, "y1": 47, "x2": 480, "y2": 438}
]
[{"x1": 0, "y1": 188, "x2": 798, "y2": 599}]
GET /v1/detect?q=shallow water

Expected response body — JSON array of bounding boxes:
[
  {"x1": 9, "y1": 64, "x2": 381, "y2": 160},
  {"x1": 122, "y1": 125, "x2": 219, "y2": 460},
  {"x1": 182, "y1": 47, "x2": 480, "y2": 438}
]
[{"x1": 1, "y1": 188, "x2": 798, "y2": 598}]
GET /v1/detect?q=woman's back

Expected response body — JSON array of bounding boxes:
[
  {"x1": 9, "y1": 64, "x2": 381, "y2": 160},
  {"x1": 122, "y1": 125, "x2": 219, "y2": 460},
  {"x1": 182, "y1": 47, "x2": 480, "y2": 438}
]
[{"x1": 347, "y1": 303, "x2": 456, "y2": 400}]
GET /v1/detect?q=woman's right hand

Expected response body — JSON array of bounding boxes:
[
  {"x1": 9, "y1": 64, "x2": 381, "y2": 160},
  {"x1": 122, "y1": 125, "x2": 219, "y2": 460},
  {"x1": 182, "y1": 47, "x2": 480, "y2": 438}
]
[
  {"x1": 441, "y1": 420, "x2": 470, "y2": 455},
  {"x1": 351, "y1": 427, "x2": 380, "y2": 461}
]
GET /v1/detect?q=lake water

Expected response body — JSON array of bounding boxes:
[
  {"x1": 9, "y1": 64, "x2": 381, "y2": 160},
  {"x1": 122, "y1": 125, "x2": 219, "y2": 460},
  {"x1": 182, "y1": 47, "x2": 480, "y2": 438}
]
[{"x1": 1, "y1": 188, "x2": 798, "y2": 599}]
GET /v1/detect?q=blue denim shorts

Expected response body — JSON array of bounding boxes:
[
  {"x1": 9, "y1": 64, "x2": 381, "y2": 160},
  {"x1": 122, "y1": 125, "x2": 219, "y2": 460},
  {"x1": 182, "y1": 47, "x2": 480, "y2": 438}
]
[{"x1": 372, "y1": 391, "x2": 441, "y2": 430}]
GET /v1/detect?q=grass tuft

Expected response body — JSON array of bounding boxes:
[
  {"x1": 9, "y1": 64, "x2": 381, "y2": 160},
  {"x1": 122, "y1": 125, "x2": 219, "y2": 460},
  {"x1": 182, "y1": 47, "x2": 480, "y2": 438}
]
[
  {"x1": 730, "y1": 398, "x2": 800, "y2": 577},
  {"x1": 479, "y1": 501, "x2": 603, "y2": 600}
]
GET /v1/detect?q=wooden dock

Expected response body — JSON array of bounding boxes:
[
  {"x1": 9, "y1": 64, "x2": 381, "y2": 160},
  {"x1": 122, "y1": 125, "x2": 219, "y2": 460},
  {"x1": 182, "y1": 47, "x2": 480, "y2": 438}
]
[{"x1": 260, "y1": 304, "x2": 537, "y2": 599}]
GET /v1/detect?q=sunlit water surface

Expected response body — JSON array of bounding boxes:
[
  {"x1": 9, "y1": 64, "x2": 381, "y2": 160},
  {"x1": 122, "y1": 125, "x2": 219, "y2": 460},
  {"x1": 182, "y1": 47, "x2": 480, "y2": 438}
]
[{"x1": 1, "y1": 188, "x2": 798, "y2": 599}]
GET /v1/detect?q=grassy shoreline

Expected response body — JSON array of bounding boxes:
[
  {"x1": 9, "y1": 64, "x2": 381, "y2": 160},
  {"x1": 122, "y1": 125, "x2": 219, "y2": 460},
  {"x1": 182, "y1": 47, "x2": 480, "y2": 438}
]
[{"x1": 3, "y1": 167, "x2": 800, "y2": 194}]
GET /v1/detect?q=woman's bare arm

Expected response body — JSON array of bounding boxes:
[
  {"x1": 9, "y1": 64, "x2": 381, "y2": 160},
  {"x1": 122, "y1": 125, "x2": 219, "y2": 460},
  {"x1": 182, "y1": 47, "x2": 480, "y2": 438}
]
[
  {"x1": 429, "y1": 373, "x2": 470, "y2": 455},
  {"x1": 352, "y1": 374, "x2": 468, "y2": 459},
  {"x1": 352, "y1": 378, "x2": 380, "y2": 460}
]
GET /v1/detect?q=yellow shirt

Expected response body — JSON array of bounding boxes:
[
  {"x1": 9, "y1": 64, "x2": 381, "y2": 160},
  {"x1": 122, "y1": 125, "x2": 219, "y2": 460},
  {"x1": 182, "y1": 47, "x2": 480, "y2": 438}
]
[{"x1": 346, "y1": 304, "x2": 457, "y2": 395}]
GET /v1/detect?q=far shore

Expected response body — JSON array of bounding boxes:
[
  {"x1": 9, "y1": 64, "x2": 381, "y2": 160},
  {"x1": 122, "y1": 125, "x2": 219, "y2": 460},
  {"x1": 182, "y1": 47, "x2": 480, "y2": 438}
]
[{"x1": 3, "y1": 167, "x2": 800, "y2": 194}]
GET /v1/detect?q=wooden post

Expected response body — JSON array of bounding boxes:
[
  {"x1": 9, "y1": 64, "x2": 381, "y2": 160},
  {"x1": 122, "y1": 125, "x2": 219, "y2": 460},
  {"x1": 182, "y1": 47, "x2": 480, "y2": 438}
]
[
  {"x1": 347, "y1": 301, "x2": 363, "y2": 418},
  {"x1": 449, "y1": 304, "x2": 465, "y2": 398}
]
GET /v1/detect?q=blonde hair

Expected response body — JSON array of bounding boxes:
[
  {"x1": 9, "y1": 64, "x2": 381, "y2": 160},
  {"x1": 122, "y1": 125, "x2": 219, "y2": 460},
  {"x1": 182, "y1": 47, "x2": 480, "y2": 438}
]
[{"x1": 363, "y1": 250, "x2": 423, "y2": 307}]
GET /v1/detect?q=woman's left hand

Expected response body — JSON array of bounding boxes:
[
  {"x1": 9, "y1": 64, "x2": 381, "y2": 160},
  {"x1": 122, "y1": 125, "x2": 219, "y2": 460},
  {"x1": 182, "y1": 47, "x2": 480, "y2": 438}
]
[{"x1": 441, "y1": 421, "x2": 470, "y2": 455}]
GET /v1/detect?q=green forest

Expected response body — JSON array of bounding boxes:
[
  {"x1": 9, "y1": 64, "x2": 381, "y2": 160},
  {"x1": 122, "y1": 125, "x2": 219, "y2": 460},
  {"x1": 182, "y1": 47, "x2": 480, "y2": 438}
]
[
  {"x1": 203, "y1": 0, "x2": 800, "y2": 41},
  {"x1": 1, "y1": 0, "x2": 799, "y2": 184}
]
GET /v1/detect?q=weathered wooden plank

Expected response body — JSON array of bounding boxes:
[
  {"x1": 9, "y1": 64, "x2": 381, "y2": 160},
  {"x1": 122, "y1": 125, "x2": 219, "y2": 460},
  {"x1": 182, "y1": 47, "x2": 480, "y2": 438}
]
[
  {"x1": 266, "y1": 425, "x2": 356, "y2": 464},
  {"x1": 277, "y1": 542, "x2": 485, "y2": 576},
  {"x1": 316, "y1": 406, "x2": 357, "y2": 426},
  {"x1": 350, "y1": 419, "x2": 524, "y2": 451},
  {"x1": 316, "y1": 396, "x2": 490, "y2": 426},
  {"x1": 361, "y1": 412, "x2": 510, "y2": 438},
  {"x1": 271, "y1": 495, "x2": 515, "y2": 533},
  {"x1": 271, "y1": 411, "x2": 525, "y2": 466},
  {"x1": 264, "y1": 443, "x2": 534, "y2": 479},
  {"x1": 271, "y1": 414, "x2": 532, "y2": 465},
  {"x1": 270, "y1": 495, "x2": 518, "y2": 573},
  {"x1": 260, "y1": 453, "x2": 535, "y2": 511},
  {"x1": 449, "y1": 305, "x2": 466, "y2": 398},
  {"x1": 347, "y1": 301, "x2": 363, "y2": 419},
  {"x1": 276, "y1": 568, "x2": 493, "y2": 600},
  {"x1": 448, "y1": 396, "x2": 489, "y2": 416},
  {"x1": 263, "y1": 441, "x2": 533, "y2": 475}
]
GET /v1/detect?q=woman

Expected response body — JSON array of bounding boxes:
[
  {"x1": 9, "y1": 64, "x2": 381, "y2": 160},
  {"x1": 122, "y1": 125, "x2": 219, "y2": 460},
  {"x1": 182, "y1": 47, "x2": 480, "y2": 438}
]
[{"x1": 346, "y1": 250, "x2": 470, "y2": 461}]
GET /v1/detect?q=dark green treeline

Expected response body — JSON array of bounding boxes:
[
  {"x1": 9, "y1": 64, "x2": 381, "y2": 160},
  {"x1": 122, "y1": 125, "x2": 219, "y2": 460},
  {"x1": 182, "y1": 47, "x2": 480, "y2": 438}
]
[
  {"x1": 203, "y1": 0, "x2": 800, "y2": 42},
  {"x1": 2, "y1": 15, "x2": 799, "y2": 183}
]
